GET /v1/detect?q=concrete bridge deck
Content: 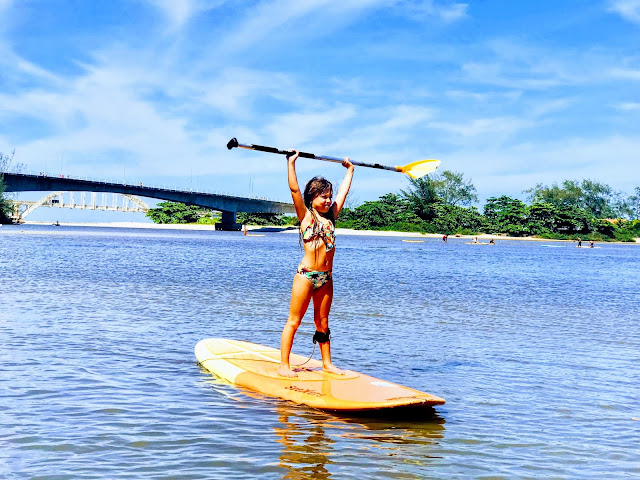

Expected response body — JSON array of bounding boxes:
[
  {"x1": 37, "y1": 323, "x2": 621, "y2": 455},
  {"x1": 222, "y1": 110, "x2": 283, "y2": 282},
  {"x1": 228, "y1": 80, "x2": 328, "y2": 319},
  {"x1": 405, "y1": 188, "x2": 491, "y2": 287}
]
[{"x1": 1, "y1": 172, "x2": 295, "y2": 229}]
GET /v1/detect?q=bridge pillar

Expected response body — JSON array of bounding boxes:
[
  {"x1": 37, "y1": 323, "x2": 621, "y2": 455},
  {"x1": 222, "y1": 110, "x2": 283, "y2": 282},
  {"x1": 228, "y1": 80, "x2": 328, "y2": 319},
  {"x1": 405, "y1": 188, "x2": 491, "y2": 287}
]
[
  {"x1": 217, "y1": 211, "x2": 241, "y2": 231},
  {"x1": 11, "y1": 203, "x2": 21, "y2": 223}
]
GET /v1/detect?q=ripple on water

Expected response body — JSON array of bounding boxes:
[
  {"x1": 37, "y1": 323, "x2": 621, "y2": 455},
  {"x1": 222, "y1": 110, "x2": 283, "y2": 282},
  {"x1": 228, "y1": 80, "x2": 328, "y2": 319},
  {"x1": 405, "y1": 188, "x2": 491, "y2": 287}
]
[{"x1": 1, "y1": 227, "x2": 639, "y2": 478}]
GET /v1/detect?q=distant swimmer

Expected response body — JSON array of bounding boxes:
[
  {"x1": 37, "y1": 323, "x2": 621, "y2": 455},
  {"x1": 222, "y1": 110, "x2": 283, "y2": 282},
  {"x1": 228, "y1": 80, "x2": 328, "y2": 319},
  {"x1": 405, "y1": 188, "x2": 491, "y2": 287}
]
[
  {"x1": 589, "y1": 240, "x2": 594, "y2": 248},
  {"x1": 577, "y1": 236, "x2": 582, "y2": 248},
  {"x1": 489, "y1": 238, "x2": 495, "y2": 244}
]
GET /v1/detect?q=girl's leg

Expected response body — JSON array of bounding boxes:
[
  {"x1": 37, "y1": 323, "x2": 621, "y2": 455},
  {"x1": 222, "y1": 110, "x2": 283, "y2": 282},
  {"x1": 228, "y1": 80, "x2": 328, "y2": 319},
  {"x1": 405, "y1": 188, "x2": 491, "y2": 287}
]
[
  {"x1": 278, "y1": 274, "x2": 313, "y2": 377},
  {"x1": 312, "y1": 280, "x2": 344, "y2": 375}
]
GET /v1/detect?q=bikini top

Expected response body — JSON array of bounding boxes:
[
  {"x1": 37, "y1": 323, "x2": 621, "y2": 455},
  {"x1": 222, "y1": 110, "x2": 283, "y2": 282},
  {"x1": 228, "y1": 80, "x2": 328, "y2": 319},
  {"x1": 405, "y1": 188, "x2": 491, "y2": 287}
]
[{"x1": 301, "y1": 215, "x2": 335, "y2": 251}]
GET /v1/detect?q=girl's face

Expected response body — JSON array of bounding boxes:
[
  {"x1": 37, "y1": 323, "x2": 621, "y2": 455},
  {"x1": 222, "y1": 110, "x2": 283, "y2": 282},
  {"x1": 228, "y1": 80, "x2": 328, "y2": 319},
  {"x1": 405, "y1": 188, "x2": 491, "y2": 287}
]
[{"x1": 312, "y1": 188, "x2": 332, "y2": 213}]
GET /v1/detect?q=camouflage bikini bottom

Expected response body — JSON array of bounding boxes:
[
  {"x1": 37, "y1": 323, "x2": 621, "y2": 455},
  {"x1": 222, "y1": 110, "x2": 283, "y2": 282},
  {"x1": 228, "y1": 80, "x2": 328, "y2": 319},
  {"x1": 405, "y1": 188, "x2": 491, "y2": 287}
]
[{"x1": 296, "y1": 264, "x2": 332, "y2": 290}]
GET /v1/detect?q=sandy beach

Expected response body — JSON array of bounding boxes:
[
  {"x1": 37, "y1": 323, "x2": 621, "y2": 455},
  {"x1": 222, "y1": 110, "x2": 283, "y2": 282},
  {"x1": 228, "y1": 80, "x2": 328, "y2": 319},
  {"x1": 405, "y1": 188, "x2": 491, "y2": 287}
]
[{"x1": 12, "y1": 221, "x2": 639, "y2": 243}]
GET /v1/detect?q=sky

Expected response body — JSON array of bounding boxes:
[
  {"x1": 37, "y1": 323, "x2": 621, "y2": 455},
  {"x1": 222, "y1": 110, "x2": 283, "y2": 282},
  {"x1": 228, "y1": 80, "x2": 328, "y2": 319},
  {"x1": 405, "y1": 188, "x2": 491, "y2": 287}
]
[{"x1": 1, "y1": 0, "x2": 639, "y2": 222}]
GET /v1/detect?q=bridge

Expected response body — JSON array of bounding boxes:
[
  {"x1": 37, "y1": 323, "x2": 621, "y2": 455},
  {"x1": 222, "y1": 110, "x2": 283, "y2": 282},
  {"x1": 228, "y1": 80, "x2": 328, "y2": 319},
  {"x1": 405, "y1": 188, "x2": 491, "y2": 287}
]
[{"x1": 1, "y1": 172, "x2": 295, "y2": 229}]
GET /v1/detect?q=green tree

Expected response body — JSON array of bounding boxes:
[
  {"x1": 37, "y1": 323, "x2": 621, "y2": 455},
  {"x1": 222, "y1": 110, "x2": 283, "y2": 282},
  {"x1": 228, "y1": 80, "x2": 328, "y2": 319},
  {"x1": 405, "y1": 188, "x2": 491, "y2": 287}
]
[
  {"x1": 237, "y1": 212, "x2": 285, "y2": 226},
  {"x1": 628, "y1": 187, "x2": 640, "y2": 220},
  {"x1": 145, "y1": 201, "x2": 210, "y2": 224},
  {"x1": 525, "y1": 202, "x2": 558, "y2": 235},
  {"x1": 431, "y1": 204, "x2": 484, "y2": 234},
  {"x1": 401, "y1": 177, "x2": 441, "y2": 221},
  {"x1": 0, "y1": 177, "x2": 11, "y2": 223},
  {"x1": 525, "y1": 179, "x2": 618, "y2": 219},
  {"x1": 525, "y1": 180, "x2": 582, "y2": 208},
  {"x1": 554, "y1": 205, "x2": 594, "y2": 234},
  {"x1": 432, "y1": 170, "x2": 478, "y2": 206},
  {"x1": 580, "y1": 179, "x2": 614, "y2": 218},
  {"x1": 483, "y1": 196, "x2": 528, "y2": 235},
  {"x1": 1, "y1": 150, "x2": 20, "y2": 224},
  {"x1": 608, "y1": 190, "x2": 634, "y2": 219}
]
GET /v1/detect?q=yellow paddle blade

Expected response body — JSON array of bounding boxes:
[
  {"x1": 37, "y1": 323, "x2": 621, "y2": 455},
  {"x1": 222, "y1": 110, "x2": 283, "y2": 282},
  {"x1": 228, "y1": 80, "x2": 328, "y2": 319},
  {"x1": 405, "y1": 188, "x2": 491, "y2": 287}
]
[{"x1": 397, "y1": 159, "x2": 441, "y2": 179}]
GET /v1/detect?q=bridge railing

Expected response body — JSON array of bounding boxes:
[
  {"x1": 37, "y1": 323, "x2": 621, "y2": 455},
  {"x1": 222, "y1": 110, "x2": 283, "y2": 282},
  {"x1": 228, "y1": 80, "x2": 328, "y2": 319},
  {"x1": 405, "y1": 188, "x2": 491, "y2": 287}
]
[{"x1": 2, "y1": 169, "x2": 289, "y2": 204}]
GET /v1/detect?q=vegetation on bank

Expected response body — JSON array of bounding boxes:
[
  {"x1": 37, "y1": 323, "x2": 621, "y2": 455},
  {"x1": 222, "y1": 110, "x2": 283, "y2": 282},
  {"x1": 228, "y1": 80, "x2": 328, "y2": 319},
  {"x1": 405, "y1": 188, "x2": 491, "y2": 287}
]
[
  {"x1": 0, "y1": 150, "x2": 20, "y2": 224},
  {"x1": 145, "y1": 171, "x2": 640, "y2": 242},
  {"x1": 145, "y1": 201, "x2": 220, "y2": 225}
]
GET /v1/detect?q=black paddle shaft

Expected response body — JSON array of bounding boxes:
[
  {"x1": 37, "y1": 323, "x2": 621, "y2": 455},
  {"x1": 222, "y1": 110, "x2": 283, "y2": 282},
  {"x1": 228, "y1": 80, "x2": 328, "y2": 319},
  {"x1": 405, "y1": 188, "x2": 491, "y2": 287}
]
[{"x1": 226, "y1": 137, "x2": 398, "y2": 172}]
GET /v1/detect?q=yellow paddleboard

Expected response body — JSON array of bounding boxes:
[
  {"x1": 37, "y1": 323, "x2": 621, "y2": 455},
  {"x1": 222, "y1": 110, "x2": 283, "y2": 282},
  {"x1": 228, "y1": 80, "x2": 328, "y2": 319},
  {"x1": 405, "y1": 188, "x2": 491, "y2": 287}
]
[
  {"x1": 402, "y1": 239, "x2": 424, "y2": 243},
  {"x1": 195, "y1": 338, "x2": 445, "y2": 412}
]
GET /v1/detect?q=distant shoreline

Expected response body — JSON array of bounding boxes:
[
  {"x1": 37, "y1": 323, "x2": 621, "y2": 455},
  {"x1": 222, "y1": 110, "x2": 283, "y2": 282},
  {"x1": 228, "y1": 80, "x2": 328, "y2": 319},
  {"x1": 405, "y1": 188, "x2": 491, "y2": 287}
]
[{"x1": 11, "y1": 221, "x2": 640, "y2": 244}]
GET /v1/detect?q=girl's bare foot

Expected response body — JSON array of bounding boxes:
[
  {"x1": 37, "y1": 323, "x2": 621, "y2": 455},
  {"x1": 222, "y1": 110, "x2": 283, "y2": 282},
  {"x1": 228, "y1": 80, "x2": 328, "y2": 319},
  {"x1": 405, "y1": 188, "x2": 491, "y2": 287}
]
[
  {"x1": 323, "y1": 363, "x2": 345, "y2": 375},
  {"x1": 277, "y1": 365, "x2": 298, "y2": 378}
]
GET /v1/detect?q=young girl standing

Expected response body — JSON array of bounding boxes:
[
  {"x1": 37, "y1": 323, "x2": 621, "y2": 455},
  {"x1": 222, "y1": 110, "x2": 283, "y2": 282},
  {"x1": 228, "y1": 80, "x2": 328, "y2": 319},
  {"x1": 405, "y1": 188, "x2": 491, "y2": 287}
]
[{"x1": 277, "y1": 150, "x2": 354, "y2": 378}]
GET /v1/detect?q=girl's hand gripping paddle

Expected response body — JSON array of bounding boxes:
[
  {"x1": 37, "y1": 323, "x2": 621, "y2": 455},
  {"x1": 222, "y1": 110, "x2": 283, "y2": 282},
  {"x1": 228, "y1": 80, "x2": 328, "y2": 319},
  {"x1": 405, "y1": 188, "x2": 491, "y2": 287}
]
[{"x1": 226, "y1": 138, "x2": 440, "y2": 179}]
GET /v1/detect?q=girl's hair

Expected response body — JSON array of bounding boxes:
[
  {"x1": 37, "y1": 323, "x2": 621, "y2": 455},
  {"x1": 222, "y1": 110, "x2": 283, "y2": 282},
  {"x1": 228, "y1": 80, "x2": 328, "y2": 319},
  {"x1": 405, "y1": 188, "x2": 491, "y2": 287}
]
[{"x1": 303, "y1": 176, "x2": 334, "y2": 221}]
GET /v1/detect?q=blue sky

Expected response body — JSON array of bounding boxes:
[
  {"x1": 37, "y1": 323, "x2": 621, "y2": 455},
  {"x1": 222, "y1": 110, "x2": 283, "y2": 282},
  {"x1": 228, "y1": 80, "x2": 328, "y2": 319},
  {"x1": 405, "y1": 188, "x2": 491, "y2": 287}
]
[{"x1": 1, "y1": 0, "x2": 639, "y2": 221}]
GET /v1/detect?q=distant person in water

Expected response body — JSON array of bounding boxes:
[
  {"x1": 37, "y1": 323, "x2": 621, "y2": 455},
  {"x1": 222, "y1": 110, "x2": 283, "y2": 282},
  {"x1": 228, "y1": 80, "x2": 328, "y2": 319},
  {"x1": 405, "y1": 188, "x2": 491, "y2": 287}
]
[
  {"x1": 489, "y1": 238, "x2": 495, "y2": 244},
  {"x1": 589, "y1": 240, "x2": 594, "y2": 248},
  {"x1": 277, "y1": 149, "x2": 354, "y2": 378},
  {"x1": 577, "y1": 236, "x2": 582, "y2": 247},
  {"x1": 442, "y1": 234, "x2": 448, "y2": 243}
]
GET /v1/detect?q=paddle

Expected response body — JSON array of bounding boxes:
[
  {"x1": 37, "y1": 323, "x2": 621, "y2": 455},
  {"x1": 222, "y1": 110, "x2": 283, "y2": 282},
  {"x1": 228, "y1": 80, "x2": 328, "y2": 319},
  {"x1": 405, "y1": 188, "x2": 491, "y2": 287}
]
[{"x1": 226, "y1": 138, "x2": 441, "y2": 179}]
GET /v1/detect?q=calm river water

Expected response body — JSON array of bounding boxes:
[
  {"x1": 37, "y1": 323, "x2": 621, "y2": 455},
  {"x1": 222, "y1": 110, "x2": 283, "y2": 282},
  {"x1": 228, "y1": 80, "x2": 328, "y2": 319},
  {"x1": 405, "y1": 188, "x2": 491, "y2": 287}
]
[{"x1": 1, "y1": 225, "x2": 639, "y2": 479}]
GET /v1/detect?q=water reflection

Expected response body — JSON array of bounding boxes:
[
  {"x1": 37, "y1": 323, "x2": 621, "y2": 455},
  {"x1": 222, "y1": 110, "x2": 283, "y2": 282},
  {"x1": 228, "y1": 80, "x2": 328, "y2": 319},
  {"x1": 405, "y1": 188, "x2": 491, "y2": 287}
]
[
  {"x1": 273, "y1": 403, "x2": 445, "y2": 479},
  {"x1": 275, "y1": 406, "x2": 335, "y2": 479}
]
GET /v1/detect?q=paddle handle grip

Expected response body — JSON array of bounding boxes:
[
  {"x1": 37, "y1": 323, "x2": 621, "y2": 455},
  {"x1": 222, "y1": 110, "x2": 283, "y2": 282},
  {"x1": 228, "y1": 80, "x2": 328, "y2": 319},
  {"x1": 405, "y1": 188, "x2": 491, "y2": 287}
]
[{"x1": 227, "y1": 138, "x2": 399, "y2": 173}]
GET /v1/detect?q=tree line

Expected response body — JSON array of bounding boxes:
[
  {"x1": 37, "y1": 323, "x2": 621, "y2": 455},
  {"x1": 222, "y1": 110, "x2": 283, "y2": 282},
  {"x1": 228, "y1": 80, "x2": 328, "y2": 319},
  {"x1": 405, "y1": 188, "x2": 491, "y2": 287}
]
[
  {"x1": 143, "y1": 171, "x2": 640, "y2": 242},
  {"x1": 336, "y1": 174, "x2": 640, "y2": 241}
]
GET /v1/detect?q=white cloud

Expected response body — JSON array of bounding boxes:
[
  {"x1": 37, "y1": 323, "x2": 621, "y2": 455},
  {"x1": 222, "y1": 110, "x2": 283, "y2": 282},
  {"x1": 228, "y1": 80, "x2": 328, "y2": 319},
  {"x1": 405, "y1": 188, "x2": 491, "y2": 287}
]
[
  {"x1": 613, "y1": 101, "x2": 640, "y2": 110},
  {"x1": 395, "y1": 0, "x2": 468, "y2": 22},
  {"x1": 429, "y1": 116, "x2": 534, "y2": 138},
  {"x1": 610, "y1": 67, "x2": 640, "y2": 80},
  {"x1": 197, "y1": 67, "x2": 302, "y2": 116},
  {"x1": 217, "y1": 0, "x2": 384, "y2": 54},
  {"x1": 0, "y1": 44, "x2": 62, "y2": 85},
  {"x1": 265, "y1": 106, "x2": 357, "y2": 147},
  {"x1": 145, "y1": 0, "x2": 224, "y2": 33},
  {"x1": 450, "y1": 134, "x2": 640, "y2": 200},
  {"x1": 608, "y1": 0, "x2": 640, "y2": 24},
  {"x1": 0, "y1": 0, "x2": 12, "y2": 14}
]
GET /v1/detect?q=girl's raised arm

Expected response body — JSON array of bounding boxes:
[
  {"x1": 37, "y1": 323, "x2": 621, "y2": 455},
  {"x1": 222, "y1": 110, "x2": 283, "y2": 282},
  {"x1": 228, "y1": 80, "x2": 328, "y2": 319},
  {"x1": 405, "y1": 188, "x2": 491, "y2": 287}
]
[
  {"x1": 287, "y1": 150, "x2": 307, "y2": 221},
  {"x1": 332, "y1": 159, "x2": 354, "y2": 218}
]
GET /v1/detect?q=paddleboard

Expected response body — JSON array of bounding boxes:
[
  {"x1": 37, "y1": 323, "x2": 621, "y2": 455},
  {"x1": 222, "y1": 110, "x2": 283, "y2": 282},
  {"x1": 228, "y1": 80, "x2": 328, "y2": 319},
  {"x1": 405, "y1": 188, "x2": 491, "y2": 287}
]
[
  {"x1": 465, "y1": 242, "x2": 494, "y2": 245},
  {"x1": 401, "y1": 239, "x2": 424, "y2": 243},
  {"x1": 245, "y1": 234, "x2": 265, "y2": 237},
  {"x1": 195, "y1": 338, "x2": 445, "y2": 412}
]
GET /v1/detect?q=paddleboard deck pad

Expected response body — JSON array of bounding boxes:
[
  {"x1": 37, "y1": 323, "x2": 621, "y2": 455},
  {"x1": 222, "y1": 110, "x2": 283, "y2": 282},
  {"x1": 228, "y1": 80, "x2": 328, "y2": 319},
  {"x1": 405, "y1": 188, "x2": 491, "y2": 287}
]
[{"x1": 195, "y1": 338, "x2": 445, "y2": 412}]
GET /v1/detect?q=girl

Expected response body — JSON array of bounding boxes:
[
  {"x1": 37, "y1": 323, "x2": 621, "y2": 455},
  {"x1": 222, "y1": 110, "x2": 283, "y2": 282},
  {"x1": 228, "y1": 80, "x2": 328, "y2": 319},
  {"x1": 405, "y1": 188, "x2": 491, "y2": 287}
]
[{"x1": 277, "y1": 150, "x2": 354, "y2": 378}]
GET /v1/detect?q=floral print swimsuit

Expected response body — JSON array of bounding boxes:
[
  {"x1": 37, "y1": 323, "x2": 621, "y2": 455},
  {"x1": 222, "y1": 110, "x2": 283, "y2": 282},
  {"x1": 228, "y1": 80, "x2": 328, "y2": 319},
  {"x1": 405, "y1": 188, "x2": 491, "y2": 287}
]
[{"x1": 297, "y1": 216, "x2": 335, "y2": 289}]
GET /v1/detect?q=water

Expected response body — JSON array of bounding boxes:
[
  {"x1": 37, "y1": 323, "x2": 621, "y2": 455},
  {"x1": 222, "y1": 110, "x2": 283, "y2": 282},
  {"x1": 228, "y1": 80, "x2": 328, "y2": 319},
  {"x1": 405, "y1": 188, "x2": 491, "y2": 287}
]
[{"x1": 1, "y1": 225, "x2": 639, "y2": 479}]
